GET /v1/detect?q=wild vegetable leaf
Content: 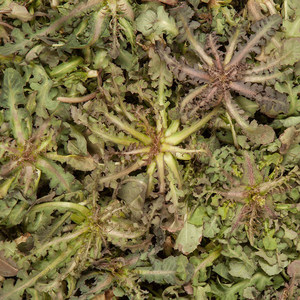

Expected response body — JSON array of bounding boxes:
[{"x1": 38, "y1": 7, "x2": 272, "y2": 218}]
[
  {"x1": 241, "y1": 151, "x2": 263, "y2": 186},
  {"x1": 29, "y1": 65, "x2": 59, "y2": 118},
  {"x1": 189, "y1": 206, "x2": 208, "y2": 226},
  {"x1": 136, "y1": 6, "x2": 178, "y2": 42},
  {"x1": 0, "y1": 24, "x2": 35, "y2": 56},
  {"x1": 0, "y1": 68, "x2": 31, "y2": 145},
  {"x1": 175, "y1": 221, "x2": 203, "y2": 254},
  {"x1": 44, "y1": 153, "x2": 96, "y2": 172},
  {"x1": 135, "y1": 255, "x2": 193, "y2": 285},
  {"x1": 35, "y1": 157, "x2": 82, "y2": 194},
  {"x1": 228, "y1": 260, "x2": 255, "y2": 279},
  {"x1": 203, "y1": 215, "x2": 220, "y2": 238},
  {"x1": 0, "y1": 244, "x2": 81, "y2": 300},
  {"x1": 287, "y1": 260, "x2": 300, "y2": 282},
  {"x1": 117, "y1": 175, "x2": 147, "y2": 220},
  {"x1": 282, "y1": 0, "x2": 300, "y2": 37},
  {"x1": 210, "y1": 272, "x2": 272, "y2": 300},
  {"x1": 221, "y1": 244, "x2": 254, "y2": 271},
  {"x1": 63, "y1": 123, "x2": 89, "y2": 156},
  {"x1": 0, "y1": 0, "x2": 106, "y2": 56},
  {"x1": 275, "y1": 78, "x2": 300, "y2": 115},
  {"x1": 0, "y1": 251, "x2": 18, "y2": 277},
  {"x1": 280, "y1": 38, "x2": 300, "y2": 65},
  {"x1": 258, "y1": 259, "x2": 287, "y2": 276}
]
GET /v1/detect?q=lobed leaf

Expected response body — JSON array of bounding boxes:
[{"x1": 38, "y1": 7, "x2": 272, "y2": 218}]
[
  {"x1": 135, "y1": 255, "x2": 193, "y2": 285},
  {"x1": 35, "y1": 157, "x2": 81, "y2": 195},
  {"x1": 29, "y1": 66, "x2": 59, "y2": 118},
  {"x1": 136, "y1": 6, "x2": 178, "y2": 42},
  {"x1": 227, "y1": 15, "x2": 282, "y2": 68},
  {"x1": 0, "y1": 68, "x2": 31, "y2": 145}
]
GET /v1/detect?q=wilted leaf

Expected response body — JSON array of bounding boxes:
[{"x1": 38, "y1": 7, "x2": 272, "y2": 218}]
[
  {"x1": 279, "y1": 126, "x2": 298, "y2": 154},
  {"x1": 0, "y1": 251, "x2": 18, "y2": 277},
  {"x1": 287, "y1": 260, "x2": 300, "y2": 283},
  {"x1": 8, "y1": 3, "x2": 33, "y2": 22}
]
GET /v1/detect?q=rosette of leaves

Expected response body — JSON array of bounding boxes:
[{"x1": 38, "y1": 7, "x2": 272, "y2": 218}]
[
  {"x1": 158, "y1": 12, "x2": 293, "y2": 145},
  {"x1": 0, "y1": 68, "x2": 96, "y2": 225},
  {"x1": 0, "y1": 188, "x2": 150, "y2": 299},
  {"x1": 75, "y1": 245, "x2": 195, "y2": 299},
  {"x1": 176, "y1": 147, "x2": 300, "y2": 299},
  {"x1": 70, "y1": 52, "x2": 219, "y2": 196},
  {"x1": 218, "y1": 151, "x2": 300, "y2": 246}
]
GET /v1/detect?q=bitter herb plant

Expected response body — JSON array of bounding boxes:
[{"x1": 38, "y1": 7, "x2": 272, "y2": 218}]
[
  {"x1": 0, "y1": 0, "x2": 299, "y2": 299},
  {"x1": 158, "y1": 8, "x2": 293, "y2": 145}
]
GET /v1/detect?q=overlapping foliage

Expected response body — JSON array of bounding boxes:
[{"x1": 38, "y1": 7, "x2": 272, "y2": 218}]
[{"x1": 0, "y1": 0, "x2": 299, "y2": 299}]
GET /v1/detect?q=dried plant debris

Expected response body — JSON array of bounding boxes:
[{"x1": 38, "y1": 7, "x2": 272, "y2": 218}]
[{"x1": 0, "y1": 0, "x2": 299, "y2": 299}]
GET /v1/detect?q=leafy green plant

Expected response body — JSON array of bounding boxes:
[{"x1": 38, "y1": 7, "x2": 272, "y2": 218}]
[
  {"x1": 219, "y1": 151, "x2": 300, "y2": 245},
  {"x1": 70, "y1": 52, "x2": 218, "y2": 195},
  {"x1": 0, "y1": 0, "x2": 135, "y2": 59},
  {"x1": 0, "y1": 188, "x2": 150, "y2": 299},
  {"x1": 158, "y1": 12, "x2": 292, "y2": 144},
  {"x1": 177, "y1": 145, "x2": 300, "y2": 299},
  {"x1": 0, "y1": 68, "x2": 95, "y2": 226}
]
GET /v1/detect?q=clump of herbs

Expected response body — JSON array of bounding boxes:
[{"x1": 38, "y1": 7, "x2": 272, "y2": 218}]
[{"x1": 0, "y1": 0, "x2": 299, "y2": 299}]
